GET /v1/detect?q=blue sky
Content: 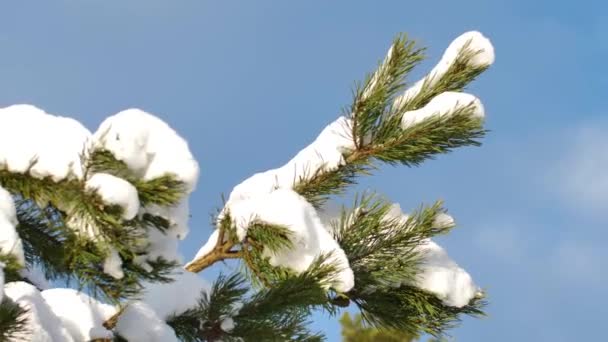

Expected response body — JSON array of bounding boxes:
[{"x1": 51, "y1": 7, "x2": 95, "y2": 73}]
[{"x1": 1, "y1": 1, "x2": 606, "y2": 340}]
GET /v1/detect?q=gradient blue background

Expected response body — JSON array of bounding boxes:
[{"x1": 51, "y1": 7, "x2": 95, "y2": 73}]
[{"x1": 1, "y1": 1, "x2": 606, "y2": 340}]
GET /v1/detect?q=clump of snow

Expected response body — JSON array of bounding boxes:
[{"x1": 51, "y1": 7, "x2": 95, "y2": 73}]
[
  {"x1": 92, "y1": 108, "x2": 199, "y2": 192},
  {"x1": 144, "y1": 199, "x2": 191, "y2": 241},
  {"x1": 0, "y1": 104, "x2": 91, "y2": 181},
  {"x1": 393, "y1": 31, "x2": 494, "y2": 111},
  {"x1": 103, "y1": 248, "x2": 124, "y2": 279},
  {"x1": 227, "y1": 116, "x2": 354, "y2": 202},
  {"x1": 433, "y1": 212, "x2": 455, "y2": 229},
  {"x1": 143, "y1": 227, "x2": 183, "y2": 264},
  {"x1": 86, "y1": 173, "x2": 140, "y2": 220},
  {"x1": 415, "y1": 239, "x2": 479, "y2": 307},
  {"x1": 4, "y1": 282, "x2": 74, "y2": 341},
  {"x1": 401, "y1": 91, "x2": 484, "y2": 129},
  {"x1": 192, "y1": 116, "x2": 356, "y2": 292},
  {"x1": 91, "y1": 109, "x2": 199, "y2": 266},
  {"x1": 0, "y1": 186, "x2": 25, "y2": 266},
  {"x1": 139, "y1": 270, "x2": 210, "y2": 319},
  {"x1": 115, "y1": 270, "x2": 210, "y2": 341},
  {"x1": 383, "y1": 203, "x2": 410, "y2": 225},
  {"x1": 115, "y1": 302, "x2": 179, "y2": 342},
  {"x1": 220, "y1": 188, "x2": 354, "y2": 292},
  {"x1": 220, "y1": 317, "x2": 235, "y2": 332},
  {"x1": 41, "y1": 288, "x2": 117, "y2": 341}
]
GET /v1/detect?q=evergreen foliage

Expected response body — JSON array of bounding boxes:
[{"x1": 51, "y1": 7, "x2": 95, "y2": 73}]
[{"x1": 0, "y1": 30, "x2": 493, "y2": 341}]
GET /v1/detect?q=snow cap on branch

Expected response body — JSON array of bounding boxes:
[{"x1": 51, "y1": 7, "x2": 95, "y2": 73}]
[
  {"x1": 4, "y1": 282, "x2": 74, "y2": 341},
  {"x1": 139, "y1": 270, "x2": 211, "y2": 319},
  {"x1": 115, "y1": 302, "x2": 179, "y2": 342},
  {"x1": 41, "y1": 288, "x2": 117, "y2": 341},
  {"x1": 394, "y1": 31, "x2": 494, "y2": 110},
  {"x1": 0, "y1": 104, "x2": 91, "y2": 181},
  {"x1": 401, "y1": 92, "x2": 484, "y2": 129},
  {"x1": 115, "y1": 271, "x2": 210, "y2": 341},
  {"x1": 92, "y1": 108, "x2": 199, "y2": 192},
  {"x1": 222, "y1": 188, "x2": 355, "y2": 292},
  {"x1": 86, "y1": 172, "x2": 140, "y2": 220},
  {"x1": 103, "y1": 248, "x2": 124, "y2": 279},
  {"x1": 227, "y1": 116, "x2": 354, "y2": 202},
  {"x1": 416, "y1": 239, "x2": 479, "y2": 307}
]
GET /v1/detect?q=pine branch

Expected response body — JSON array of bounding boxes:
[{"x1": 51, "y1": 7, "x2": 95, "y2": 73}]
[
  {"x1": 0, "y1": 298, "x2": 29, "y2": 342},
  {"x1": 352, "y1": 285, "x2": 486, "y2": 337},
  {"x1": 0, "y1": 254, "x2": 22, "y2": 285},
  {"x1": 292, "y1": 37, "x2": 487, "y2": 208},
  {"x1": 168, "y1": 267, "x2": 333, "y2": 342},
  {"x1": 327, "y1": 194, "x2": 484, "y2": 337},
  {"x1": 15, "y1": 198, "x2": 177, "y2": 302},
  {"x1": 88, "y1": 149, "x2": 186, "y2": 207}
]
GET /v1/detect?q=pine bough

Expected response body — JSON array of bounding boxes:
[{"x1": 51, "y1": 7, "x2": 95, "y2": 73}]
[{"x1": 0, "y1": 31, "x2": 494, "y2": 341}]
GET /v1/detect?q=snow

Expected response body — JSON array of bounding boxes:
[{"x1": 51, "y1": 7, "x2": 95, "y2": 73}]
[
  {"x1": 139, "y1": 270, "x2": 211, "y2": 319},
  {"x1": 4, "y1": 282, "x2": 74, "y2": 341},
  {"x1": 415, "y1": 239, "x2": 479, "y2": 307},
  {"x1": 401, "y1": 92, "x2": 484, "y2": 129},
  {"x1": 144, "y1": 227, "x2": 183, "y2": 263},
  {"x1": 189, "y1": 229, "x2": 220, "y2": 266},
  {"x1": 0, "y1": 104, "x2": 91, "y2": 181},
  {"x1": 221, "y1": 317, "x2": 235, "y2": 332},
  {"x1": 227, "y1": 116, "x2": 354, "y2": 203},
  {"x1": 378, "y1": 201, "x2": 475, "y2": 306},
  {"x1": 393, "y1": 31, "x2": 494, "y2": 111},
  {"x1": 86, "y1": 173, "x2": 140, "y2": 220},
  {"x1": 219, "y1": 188, "x2": 354, "y2": 292},
  {"x1": 433, "y1": 212, "x2": 455, "y2": 229},
  {"x1": 115, "y1": 302, "x2": 179, "y2": 342},
  {"x1": 103, "y1": 248, "x2": 124, "y2": 279},
  {"x1": 115, "y1": 270, "x2": 210, "y2": 341},
  {"x1": 91, "y1": 109, "x2": 199, "y2": 266},
  {"x1": 144, "y1": 199, "x2": 191, "y2": 240},
  {"x1": 192, "y1": 116, "x2": 355, "y2": 292},
  {"x1": 41, "y1": 288, "x2": 117, "y2": 341},
  {"x1": 384, "y1": 203, "x2": 410, "y2": 225},
  {"x1": 92, "y1": 108, "x2": 199, "y2": 192},
  {"x1": 0, "y1": 186, "x2": 25, "y2": 265}
]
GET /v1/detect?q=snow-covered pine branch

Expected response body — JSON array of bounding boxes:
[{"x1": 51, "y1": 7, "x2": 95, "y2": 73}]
[{"x1": 0, "y1": 30, "x2": 494, "y2": 341}]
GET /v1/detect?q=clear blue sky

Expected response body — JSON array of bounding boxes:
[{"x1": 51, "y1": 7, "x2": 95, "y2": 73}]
[{"x1": 1, "y1": 1, "x2": 606, "y2": 341}]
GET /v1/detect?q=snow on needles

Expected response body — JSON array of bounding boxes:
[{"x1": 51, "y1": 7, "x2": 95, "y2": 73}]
[
  {"x1": 92, "y1": 108, "x2": 199, "y2": 192},
  {"x1": 115, "y1": 271, "x2": 211, "y2": 341},
  {"x1": 226, "y1": 116, "x2": 354, "y2": 202},
  {"x1": 383, "y1": 203, "x2": 478, "y2": 307},
  {"x1": 4, "y1": 282, "x2": 74, "y2": 341},
  {"x1": 393, "y1": 31, "x2": 494, "y2": 111},
  {"x1": 41, "y1": 288, "x2": 117, "y2": 341},
  {"x1": 92, "y1": 109, "x2": 200, "y2": 266},
  {"x1": 86, "y1": 173, "x2": 140, "y2": 220},
  {"x1": 416, "y1": 240, "x2": 480, "y2": 308},
  {"x1": 0, "y1": 104, "x2": 200, "y2": 280},
  {"x1": 189, "y1": 116, "x2": 356, "y2": 292},
  {"x1": 0, "y1": 185, "x2": 25, "y2": 265},
  {"x1": 221, "y1": 189, "x2": 354, "y2": 292},
  {"x1": 400, "y1": 92, "x2": 485, "y2": 129},
  {"x1": 0, "y1": 105, "x2": 91, "y2": 181}
]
